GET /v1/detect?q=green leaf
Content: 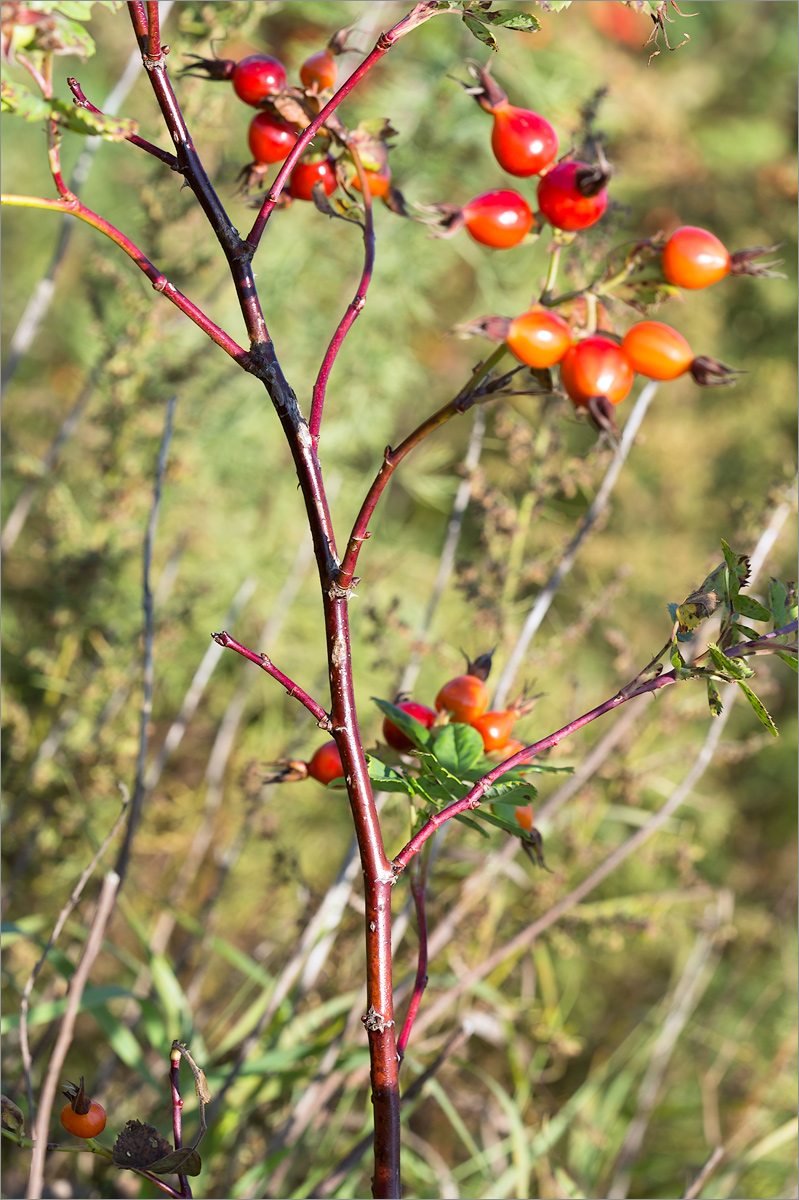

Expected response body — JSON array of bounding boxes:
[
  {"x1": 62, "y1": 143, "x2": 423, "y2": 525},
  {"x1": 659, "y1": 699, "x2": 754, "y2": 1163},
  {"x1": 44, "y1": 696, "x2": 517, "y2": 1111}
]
[
  {"x1": 149, "y1": 1148, "x2": 203, "y2": 1177},
  {"x1": 474, "y1": 807, "x2": 529, "y2": 836},
  {"x1": 1, "y1": 79, "x2": 52, "y2": 122},
  {"x1": 736, "y1": 681, "x2": 778, "y2": 737},
  {"x1": 481, "y1": 10, "x2": 542, "y2": 31},
  {"x1": 730, "y1": 623, "x2": 764, "y2": 641},
  {"x1": 365, "y1": 755, "x2": 413, "y2": 794},
  {"x1": 431, "y1": 723, "x2": 484, "y2": 774},
  {"x1": 461, "y1": 12, "x2": 498, "y2": 50},
  {"x1": 0, "y1": 984, "x2": 130, "y2": 1032},
  {"x1": 775, "y1": 650, "x2": 798, "y2": 673},
  {"x1": 670, "y1": 643, "x2": 687, "y2": 671},
  {"x1": 372, "y1": 698, "x2": 433, "y2": 751},
  {"x1": 768, "y1": 577, "x2": 797, "y2": 632},
  {"x1": 706, "y1": 642, "x2": 755, "y2": 680},
  {"x1": 733, "y1": 595, "x2": 772, "y2": 623},
  {"x1": 706, "y1": 678, "x2": 723, "y2": 717},
  {"x1": 535, "y1": 1, "x2": 571, "y2": 11},
  {"x1": 483, "y1": 782, "x2": 537, "y2": 805}
]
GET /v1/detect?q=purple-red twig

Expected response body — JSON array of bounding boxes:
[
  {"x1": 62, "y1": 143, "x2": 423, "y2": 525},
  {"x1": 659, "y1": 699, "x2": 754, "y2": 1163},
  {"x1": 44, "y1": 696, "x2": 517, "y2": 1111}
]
[
  {"x1": 245, "y1": 2, "x2": 445, "y2": 251},
  {"x1": 396, "y1": 849, "x2": 430, "y2": 1063},
  {"x1": 68, "y1": 77, "x2": 179, "y2": 168},
  {"x1": 169, "y1": 1046, "x2": 191, "y2": 1200},
  {"x1": 337, "y1": 345, "x2": 508, "y2": 590},
  {"x1": 309, "y1": 147, "x2": 376, "y2": 453},
  {"x1": 211, "y1": 631, "x2": 331, "y2": 729},
  {"x1": 0, "y1": 193, "x2": 252, "y2": 368},
  {"x1": 391, "y1": 622, "x2": 798, "y2": 874}
]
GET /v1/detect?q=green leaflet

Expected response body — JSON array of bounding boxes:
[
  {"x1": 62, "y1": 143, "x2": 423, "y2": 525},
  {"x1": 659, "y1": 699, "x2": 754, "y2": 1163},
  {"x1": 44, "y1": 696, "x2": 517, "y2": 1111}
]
[{"x1": 736, "y1": 681, "x2": 778, "y2": 737}]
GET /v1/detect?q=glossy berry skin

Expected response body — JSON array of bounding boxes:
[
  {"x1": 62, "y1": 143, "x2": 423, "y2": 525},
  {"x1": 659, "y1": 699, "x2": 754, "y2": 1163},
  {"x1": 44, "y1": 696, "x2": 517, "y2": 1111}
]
[
  {"x1": 507, "y1": 306, "x2": 572, "y2": 369},
  {"x1": 435, "y1": 675, "x2": 489, "y2": 724},
  {"x1": 248, "y1": 111, "x2": 297, "y2": 164},
  {"x1": 300, "y1": 49, "x2": 338, "y2": 90},
  {"x1": 661, "y1": 225, "x2": 731, "y2": 289},
  {"x1": 462, "y1": 189, "x2": 533, "y2": 249},
  {"x1": 352, "y1": 163, "x2": 392, "y2": 199},
  {"x1": 471, "y1": 710, "x2": 517, "y2": 753},
  {"x1": 231, "y1": 55, "x2": 287, "y2": 107},
  {"x1": 537, "y1": 160, "x2": 608, "y2": 231},
  {"x1": 60, "y1": 1100, "x2": 106, "y2": 1139},
  {"x1": 560, "y1": 336, "x2": 634, "y2": 407},
  {"x1": 621, "y1": 321, "x2": 693, "y2": 381},
  {"x1": 514, "y1": 803, "x2": 534, "y2": 832},
  {"x1": 289, "y1": 156, "x2": 337, "y2": 201},
  {"x1": 307, "y1": 741, "x2": 345, "y2": 786},
  {"x1": 490, "y1": 103, "x2": 558, "y2": 177},
  {"x1": 382, "y1": 701, "x2": 437, "y2": 752}
]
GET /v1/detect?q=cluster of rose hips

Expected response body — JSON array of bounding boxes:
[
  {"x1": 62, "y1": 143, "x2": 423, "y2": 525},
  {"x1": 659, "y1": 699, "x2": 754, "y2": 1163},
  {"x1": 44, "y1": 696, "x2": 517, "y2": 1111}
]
[
  {"x1": 182, "y1": 37, "x2": 395, "y2": 204},
  {"x1": 286, "y1": 653, "x2": 537, "y2": 834}
]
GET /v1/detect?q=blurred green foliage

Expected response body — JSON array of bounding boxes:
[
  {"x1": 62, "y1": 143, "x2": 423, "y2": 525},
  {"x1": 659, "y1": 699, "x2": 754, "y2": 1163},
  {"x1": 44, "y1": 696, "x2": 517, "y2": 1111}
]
[{"x1": 1, "y1": 2, "x2": 796, "y2": 1198}]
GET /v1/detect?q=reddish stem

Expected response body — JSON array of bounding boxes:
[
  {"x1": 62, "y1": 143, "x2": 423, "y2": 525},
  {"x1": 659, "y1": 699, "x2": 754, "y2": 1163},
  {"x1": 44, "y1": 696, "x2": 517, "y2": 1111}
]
[
  {"x1": 338, "y1": 346, "x2": 508, "y2": 590},
  {"x1": 392, "y1": 623, "x2": 798, "y2": 874},
  {"x1": 169, "y1": 1047, "x2": 191, "y2": 1200},
  {"x1": 245, "y1": 2, "x2": 443, "y2": 251},
  {"x1": 1, "y1": 193, "x2": 252, "y2": 368},
  {"x1": 396, "y1": 850, "x2": 430, "y2": 1063},
  {"x1": 211, "y1": 631, "x2": 331, "y2": 728},
  {"x1": 67, "y1": 77, "x2": 179, "y2": 169},
  {"x1": 310, "y1": 148, "x2": 376, "y2": 453}
]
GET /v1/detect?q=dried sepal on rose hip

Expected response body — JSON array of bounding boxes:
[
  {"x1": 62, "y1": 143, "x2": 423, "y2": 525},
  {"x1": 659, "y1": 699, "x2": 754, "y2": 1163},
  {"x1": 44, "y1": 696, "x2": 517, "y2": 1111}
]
[
  {"x1": 418, "y1": 189, "x2": 536, "y2": 249},
  {"x1": 60, "y1": 1077, "x2": 106, "y2": 1139},
  {"x1": 537, "y1": 150, "x2": 612, "y2": 232},
  {"x1": 459, "y1": 60, "x2": 558, "y2": 177},
  {"x1": 659, "y1": 225, "x2": 784, "y2": 290},
  {"x1": 621, "y1": 321, "x2": 742, "y2": 385},
  {"x1": 179, "y1": 52, "x2": 287, "y2": 107},
  {"x1": 454, "y1": 306, "x2": 571, "y2": 370}
]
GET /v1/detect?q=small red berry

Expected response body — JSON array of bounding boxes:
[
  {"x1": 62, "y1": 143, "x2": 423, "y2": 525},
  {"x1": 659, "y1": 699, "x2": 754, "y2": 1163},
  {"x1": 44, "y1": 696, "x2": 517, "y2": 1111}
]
[
  {"x1": 382, "y1": 701, "x2": 437, "y2": 751},
  {"x1": 537, "y1": 160, "x2": 609, "y2": 231},
  {"x1": 435, "y1": 675, "x2": 489, "y2": 724},
  {"x1": 60, "y1": 1079, "x2": 106, "y2": 1139},
  {"x1": 490, "y1": 101, "x2": 558, "y2": 177},
  {"x1": 507, "y1": 305, "x2": 572, "y2": 369},
  {"x1": 352, "y1": 163, "x2": 392, "y2": 199},
  {"x1": 231, "y1": 54, "x2": 287, "y2": 107},
  {"x1": 248, "y1": 111, "x2": 297, "y2": 164},
  {"x1": 307, "y1": 741, "x2": 345, "y2": 786},
  {"x1": 300, "y1": 48, "x2": 338, "y2": 91},
  {"x1": 462, "y1": 189, "x2": 534, "y2": 249},
  {"x1": 289, "y1": 156, "x2": 338, "y2": 201},
  {"x1": 661, "y1": 225, "x2": 731, "y2": 290},
  {"x1": 560, "y1": 336, "x2": 634, "y2": 407},
  {"x1": 471, "y1": 710, "x2": 518, "y2": 753},
  {"x1": 621, "y1": 321, "x2": 694, "y2": 381}
]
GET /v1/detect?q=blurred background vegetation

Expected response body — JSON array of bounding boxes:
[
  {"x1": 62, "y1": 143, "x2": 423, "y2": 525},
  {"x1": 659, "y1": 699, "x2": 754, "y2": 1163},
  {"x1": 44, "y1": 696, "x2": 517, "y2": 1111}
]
[{"x1": 1, "y1": 2, "x2": 796, "y2": 1198}]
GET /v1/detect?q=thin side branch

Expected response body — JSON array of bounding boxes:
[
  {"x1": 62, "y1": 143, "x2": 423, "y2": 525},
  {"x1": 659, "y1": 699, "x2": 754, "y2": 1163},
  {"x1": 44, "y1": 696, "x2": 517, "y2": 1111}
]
[
  {"x1": 68, "y1": 77, "x2": 179, "y2": 168},
  {"x1": 338, "y1": 346, "x2": 508, "y2": 590},
  {"x1": 310, "y1": 145, "x2": 376, "y2": 452},
  {"x1": 0, "y1": 194, "x2": 252, "y2": 367},
  {"x1": 211, "y1": 630, "x2": 332, "y2": 729},
  {"x1": 392, "y1": 622, "x2": 797, "y2": 874}
]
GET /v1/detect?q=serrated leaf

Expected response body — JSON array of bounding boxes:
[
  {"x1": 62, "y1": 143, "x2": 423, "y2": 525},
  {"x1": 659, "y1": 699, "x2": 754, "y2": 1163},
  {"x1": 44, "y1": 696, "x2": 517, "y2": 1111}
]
[
  {"x1": 706, "y1": 642, "x2": 755, "y2": 680},
  {"x1": 670, "y1": 643, "x2": 687, "y2": 671},
  {"x1": 372, "y1": 698, "x2": 433, "y2": 751},
  {"x1": 432, "y1": 723, "x2": 484, "y2": 774},
  {"x1": 365, "y1": 756, "x2": 413, "y2": 794},
  {"x1": 535, "y1": 1, "x2": 571, "y2": 11},
  {"x1": 733, "y1": 595, "x2": 772, "y2": 623},
  {"x1": 731, "y1": 623, "x2": 763, "y2": 641},
  {"x1": 461, "y1": 12, "x2": 498, "y2": 50},
  {"x1": 1, "y1": 79, "x2": 52, "y2": 122},
  {"x1": 51, "y1": 2, "x2": 99, "y2": 17},
  {"x1": 483, "y1": 783, "x2": 537, "y2": 805},
  {"x1": 706, "y1": 678, "x2": 723, "y2": 717},
  {"x1": 482, "y1": 10, "x2": 542, "y2": 31},
  {"x1": 775, "y1": 650, "x2": 798, "y2": 673},
  {"x1": 736, "y1": 681, "x2": 778, "y2": 737},
  {"x1": 768, "y1": 578, "x2": 797, "y2": 631}
]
